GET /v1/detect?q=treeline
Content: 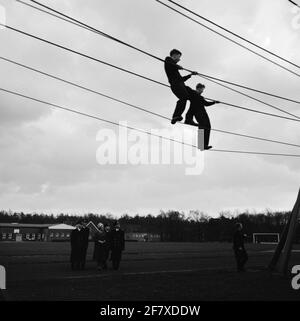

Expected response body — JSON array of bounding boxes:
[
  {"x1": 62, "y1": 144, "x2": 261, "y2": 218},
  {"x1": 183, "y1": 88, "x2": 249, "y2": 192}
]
[{"x1": 1, "y1": 209, "x2": 298, "y2": 242}]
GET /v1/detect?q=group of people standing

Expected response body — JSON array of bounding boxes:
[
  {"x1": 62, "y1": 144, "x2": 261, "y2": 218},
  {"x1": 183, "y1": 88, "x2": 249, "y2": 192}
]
[
  {"x1": 93, "y1": 221, "x2": 125, "y2": 271},
  {"x1": 70, "y1": 220, "x2": 125, "y2": 271},
  {"x1": 70, "y1": 218, "x2": 248, "y2": 273}
]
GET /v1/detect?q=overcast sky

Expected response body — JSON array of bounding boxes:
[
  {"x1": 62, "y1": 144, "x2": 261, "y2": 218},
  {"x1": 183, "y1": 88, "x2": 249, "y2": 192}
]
[{"x1": 0, "y1": 0, "x2": 299, "y2": 217}]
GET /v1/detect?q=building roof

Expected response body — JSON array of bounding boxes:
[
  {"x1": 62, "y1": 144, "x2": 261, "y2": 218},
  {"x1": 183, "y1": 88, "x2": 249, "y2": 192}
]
[
  {"x1": 0, "y1": 223, "x2": 53, "y2": 228},
  {"x1": 86, "y1": 221, "x2": 99, "y2": 232},
  {"x1": 48, "y1": 223, "x2": 75, "y2": 230}
]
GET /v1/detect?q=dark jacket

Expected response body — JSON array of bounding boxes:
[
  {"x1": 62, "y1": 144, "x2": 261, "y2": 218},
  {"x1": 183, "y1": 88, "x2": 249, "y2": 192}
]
[
  {"x1": 70, "y1": 228, "x2": 87, "y2": 262},
  {"x1": 110, "y1": 229, "x2": 125, "y2": 252},
  {"x1": 187, "y1": 87, "x2": 216, "y2": 109},
  {"x1": 82, "y1": 226, "x2": 90, "y2": 250},
  {"x1": 233, "y1": 230, "x2": 245, "y2": 250},
  {"x1": 164, "y1": 56, "x2": 191, "y2": 85},
  {"x1": 93, "y1": 230, "x2": 108, "y2": 261}
]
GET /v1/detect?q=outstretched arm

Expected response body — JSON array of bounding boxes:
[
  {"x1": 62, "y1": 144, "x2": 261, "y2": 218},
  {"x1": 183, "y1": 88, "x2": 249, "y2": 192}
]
[
  {"x1": 182, "y1": 71, "x2": 198, "y2": 82},
  {"x1": 204, "y1": 99, "x2": 220, "y2": 106}
]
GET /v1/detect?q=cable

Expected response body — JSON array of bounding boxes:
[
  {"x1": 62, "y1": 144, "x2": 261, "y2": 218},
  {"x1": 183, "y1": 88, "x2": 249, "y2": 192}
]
[
  {"x1": 16, "y1": 1, "x2": 300, "y2": 107},
  {"x1": 208, "y1": 149, "x2": 300, "y2": 157},
  {"x1": 195, "y1": 72, "x2": 300, "y2": 105},
  {"x1": 16, "y1": 0, "x2": 98, "y2": 32},
  {"x1": 0, "y1": 87, "x2": 191, "y2": 147},
  {"x1": 164, "y1": 0, "x2": 300, "y2": 71},
  {"x1": 289, "y1": 0, "x2": 300, "y2": 9},
  {"x1": 1, "y1": 86, "x2": 300, "y2": 157},
  {"x1": 1, "y1": 23, "x2": 299, "y2": 122},
  {"x1": 26, "y1": 0, "x2": 164, "y2": 63},
  {"x1": 1, "y1": 55, "x2": 299, "y2": 149},
  {"x1": 198, "y1": 74, "x2": 300, "y2": 120},
  {"x1": 0, "y1": 23, "x2": 168, "y2": 88},
  {"x1": 155, "y1": 0, "x2": 300, "y2": 79}
]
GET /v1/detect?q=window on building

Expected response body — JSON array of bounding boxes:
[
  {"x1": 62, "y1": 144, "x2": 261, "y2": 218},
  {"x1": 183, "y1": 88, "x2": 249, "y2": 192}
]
[
  {"x1": 8, "y1": 233, "x2": 12, "y2": 240},
  {"x1": 26, "y1": 233, "x2": 30, "y2": 240},
  {"x1": 2, "y1": 233, "x2": 6, "y2": 240},
  {"x1": 55, "y1": 233, "x2": 59, "y2": 238},
  {"x1": 50, "y1": 233, "x2": 54, "y2": 238},
  {"x1": 61, "y1": 233, "x2": 65, "y2": 238},
  {"x1": 31, "y1": 234, "x2": 36, "y2": 240},
  {"x1": 66, "y1": 234, "x2": 70, "y2": 238}
]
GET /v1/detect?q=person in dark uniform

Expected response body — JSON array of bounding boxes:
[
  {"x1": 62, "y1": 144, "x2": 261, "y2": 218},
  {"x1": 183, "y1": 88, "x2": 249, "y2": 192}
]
[
  {"x1": 104, "y1": 223, "x2": 111, "y2": 266},
  {"x1": 70, "y1": 221, "x2": 86, "y2": 270},
  {"x1": 233, "y1": 223, "x2": 248, "y2": 272},
  {"x1": 93, "y1": 223, "x2": 108, "y2": 271},
  {"x1": 80, "y1": 219, "x2": 90, "y2": 270},
  {"x1": 109, "y1": 221, "x2": 125, "y2": 270},
  {"x1": 185, "y1": 83, "x2": 220, "y2": 150},
  {"x1": 164, "y1": 49, "x2": 198, "y2": 124}
]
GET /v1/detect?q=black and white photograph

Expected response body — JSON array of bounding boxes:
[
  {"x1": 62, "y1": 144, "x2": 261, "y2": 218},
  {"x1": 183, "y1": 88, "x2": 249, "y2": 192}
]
[{"x1": 0, "y1": 0, "x2": 300, "y2": 317}]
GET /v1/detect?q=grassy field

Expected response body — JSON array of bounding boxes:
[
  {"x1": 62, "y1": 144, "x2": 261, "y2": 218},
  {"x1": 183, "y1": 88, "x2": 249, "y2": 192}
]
[{"x1": 0, "y1": 241, "x2": 300, "y2": 301}]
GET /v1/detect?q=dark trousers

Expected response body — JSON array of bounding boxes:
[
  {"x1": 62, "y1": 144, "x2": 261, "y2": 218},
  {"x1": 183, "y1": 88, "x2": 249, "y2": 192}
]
[
  {"x1": 186, "y1": 107, "x2": 211, "y2": 146},
  {"x1": 71, "y1": 246, "x2": 88, "y2": 270},
  {"x1": 234, "y1": 248, "x2": 248, "y2": 271},
  {"x1": 97, "y1": 258, "x2": 107, "y2": 270},
  {"x1": 99, "y1": 247, "x2": 110, "y2": 270},
  {"x1": 170, "y1": 83, "x2": 190, "y2": 119},
  {"x1": 81, "y1": 246, "x2": 88, "y2": 269},
  {"x1": 111, "y1": 250, "x2": 122, "y2": 270}
]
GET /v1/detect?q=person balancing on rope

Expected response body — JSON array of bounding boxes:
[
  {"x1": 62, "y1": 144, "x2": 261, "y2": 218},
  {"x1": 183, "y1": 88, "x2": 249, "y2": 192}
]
[
  {"x1": 164, "y1": 49, "x2": 198, "y2": 124},
  {"x1": 185, "y1": 83, "x2": 220, "y2": 150}
]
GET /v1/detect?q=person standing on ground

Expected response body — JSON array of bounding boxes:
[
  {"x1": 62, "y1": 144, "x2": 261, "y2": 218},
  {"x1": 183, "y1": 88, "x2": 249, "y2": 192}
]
[
  {"x1": 104, "y1": 223, "x2": 111, "y2": 266},
  {"x1": 110, "y1": 221, "x2": 125, "y2": 270},
  {"x1": 93, "y1": 223, "x2": 108, "y2": 271},
  {"x1": 80, "y1": 219, "x2": 90, "y2": 270},
  {"x1": 233, "y1": 223, "x2": 248, "y2": 272},
  {"x1": 70, "y1": 221, "x2": 85, "y2": 270}
]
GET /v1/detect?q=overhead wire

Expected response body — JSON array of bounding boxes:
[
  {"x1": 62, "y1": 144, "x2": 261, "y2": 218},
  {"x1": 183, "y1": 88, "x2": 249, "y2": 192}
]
[
  {"x1": 1, "y1": 86, "x2": 300, "y2": 157},
  {"x1": 15, "y1": 1, "x2": 300, "y2": 113},
  {"x1": 1, "y1": 3, "x2": 299, "y2": 155},
  {"x1": 198, "y1": 74, "x2": 300, "y2": 120},
  {"x1": 289, "y1": 0, "x2": 300, "y2": 9},
  {"x1": 25, "y1": 0, "x2": 164, "y2": 62},
  {"x1": 155, "y1": 0, "x2": 300, "y2": 79},
  {"x1": 0, "y1": 23, "x2": 299, "y2": 122},
  {"x1": 162, "y1": 0, "x2": 300, "y2": 71},
  {"x1": 1, "y1": 55, "x2": 300, "y2": 149}
]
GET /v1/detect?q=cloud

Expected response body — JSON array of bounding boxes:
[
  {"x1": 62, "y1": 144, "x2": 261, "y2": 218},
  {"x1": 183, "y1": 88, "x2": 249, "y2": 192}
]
[{"x1": 0, "y1": 0, "x2": 299, "y2": 216}]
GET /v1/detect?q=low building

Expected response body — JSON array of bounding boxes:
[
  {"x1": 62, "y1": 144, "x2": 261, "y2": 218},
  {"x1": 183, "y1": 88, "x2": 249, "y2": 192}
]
[
  {"x1": 47, "y1": 223, "x2": 75, "y2": 241},
  {"x1": 0, "y1": 222, "x2": 162, "y2": 242},
  {"x1": 125, "y1": 232, "x2": 161, "y2": 242},
  {"x1": 122, "y1": 224, "x2": 161, "y2": 242},
  {"x1": 0, "y1": 223, "x2": 75, "y2": 242},
  {"x1": 0, "y1": 223, "x2": 51, "y2": 242}
]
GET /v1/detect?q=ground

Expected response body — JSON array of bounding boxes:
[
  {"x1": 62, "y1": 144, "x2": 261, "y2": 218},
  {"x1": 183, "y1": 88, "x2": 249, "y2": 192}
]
[{"x1": 0, "y1": 241, "x2": 300, "y2": 301}]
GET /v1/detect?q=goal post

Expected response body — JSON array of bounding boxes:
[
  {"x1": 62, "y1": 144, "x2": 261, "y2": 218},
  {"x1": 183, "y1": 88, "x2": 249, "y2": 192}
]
[{"x1": 253, "y1": 233, "x2": 280, "y2": 244}]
